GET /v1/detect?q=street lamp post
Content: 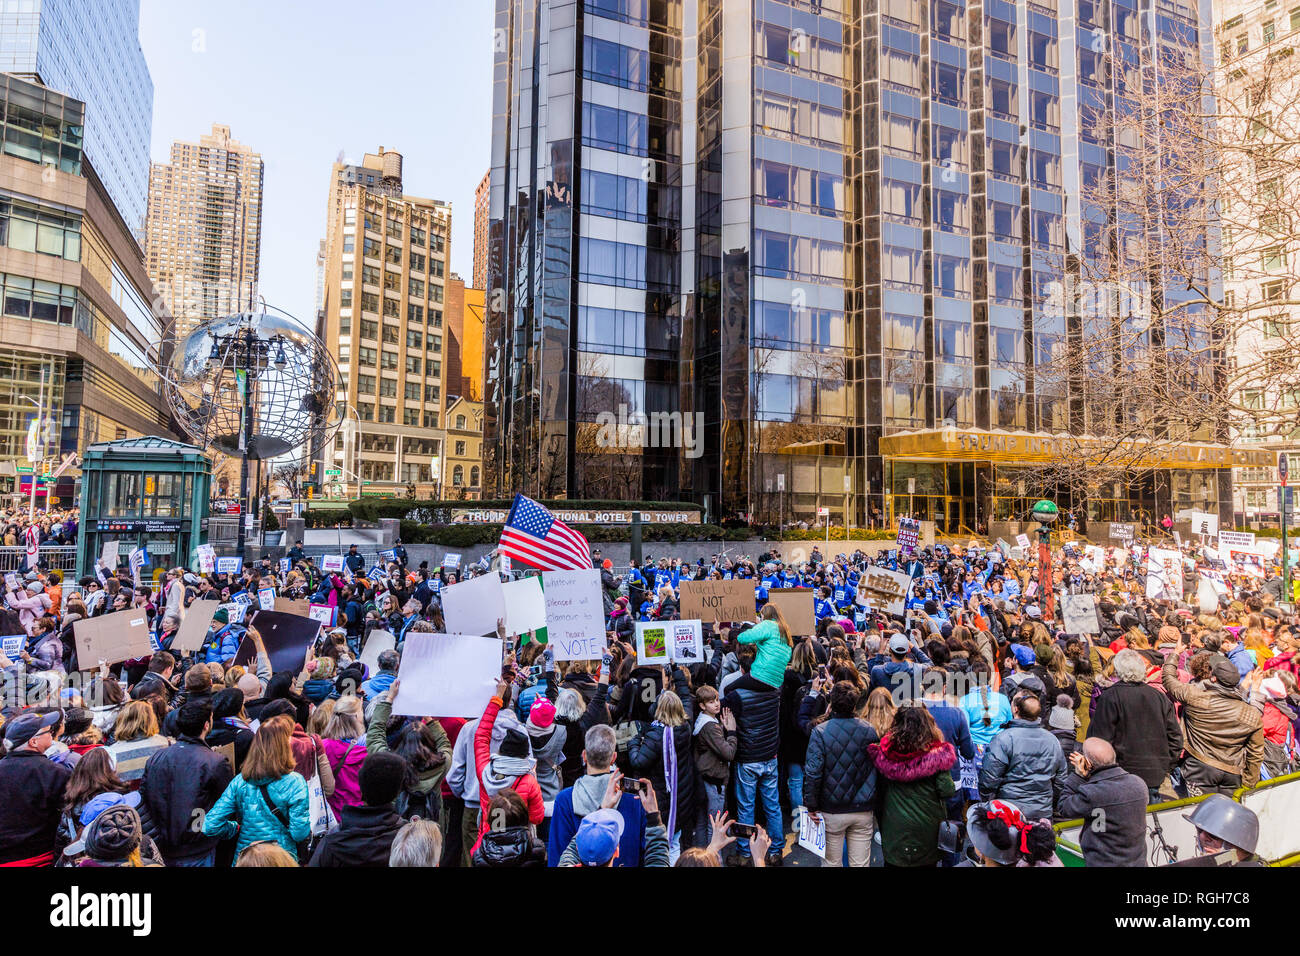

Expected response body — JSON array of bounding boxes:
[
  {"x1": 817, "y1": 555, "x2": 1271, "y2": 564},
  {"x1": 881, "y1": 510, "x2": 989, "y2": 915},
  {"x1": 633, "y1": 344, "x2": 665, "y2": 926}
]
[
  {"x1": 1031, "y1": 498, "x2": 1059, "y2": 621},
  {"x1": 207, "y1": 320, "x2": 288, "y2": 560}
]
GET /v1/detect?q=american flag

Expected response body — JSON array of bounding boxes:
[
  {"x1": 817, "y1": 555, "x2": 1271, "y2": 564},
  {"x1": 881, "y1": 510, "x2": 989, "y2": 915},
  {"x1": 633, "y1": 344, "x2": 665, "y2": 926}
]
[{"x1": 498, "y1": 494, "x2": 593, "y2": 572}]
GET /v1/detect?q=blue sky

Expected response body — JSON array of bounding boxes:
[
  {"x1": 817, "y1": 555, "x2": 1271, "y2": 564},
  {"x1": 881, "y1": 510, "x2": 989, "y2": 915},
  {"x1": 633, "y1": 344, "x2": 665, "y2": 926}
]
[{"x1": 139, "y1": 0, "x2": 494, "y2": 326}]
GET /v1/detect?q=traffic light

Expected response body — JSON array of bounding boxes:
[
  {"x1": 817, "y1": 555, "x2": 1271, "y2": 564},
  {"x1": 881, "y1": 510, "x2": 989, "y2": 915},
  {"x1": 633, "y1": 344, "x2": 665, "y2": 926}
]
[
  {"x1": 306, "y1": 485, "x2": 314, "y2": 499},
  {"x1": 309, "y1": 461, "x2": 318, "y2": 478}
]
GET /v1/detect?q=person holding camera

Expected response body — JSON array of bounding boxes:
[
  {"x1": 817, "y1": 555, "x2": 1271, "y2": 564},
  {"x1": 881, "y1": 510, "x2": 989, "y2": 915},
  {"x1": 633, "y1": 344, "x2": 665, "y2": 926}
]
[
  {"x1": 548, "y1": 724, "x2": 648, "y2": 867},
  {"x1": 1057, "y1": 738, "x2": 1150, "y2": 867}
]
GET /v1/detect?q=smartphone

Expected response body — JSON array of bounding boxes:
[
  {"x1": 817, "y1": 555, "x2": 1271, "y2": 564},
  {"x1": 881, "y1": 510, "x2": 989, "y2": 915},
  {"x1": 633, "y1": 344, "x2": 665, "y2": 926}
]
[
  {"x1": 818, "y1": 665, "x2": 829, "y2": 680},
  {"x1": 730, "y1": 822, "x2": 757, "y2": 839},
  {"x1": 528, "y1": 665, "x2": 543, "y2": 678},
  {"x1": 602, "y1": 653, "x2": 614, "y2": 667},
  {"x1": 619, "y1": 777, "x2": 644, "y2": 794}
]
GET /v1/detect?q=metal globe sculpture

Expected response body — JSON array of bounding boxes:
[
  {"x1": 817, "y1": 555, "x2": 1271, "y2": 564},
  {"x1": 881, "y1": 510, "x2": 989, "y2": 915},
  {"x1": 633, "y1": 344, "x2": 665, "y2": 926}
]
[{"x1": 164, "y1": 311, "x2": 341, "y2": 459}]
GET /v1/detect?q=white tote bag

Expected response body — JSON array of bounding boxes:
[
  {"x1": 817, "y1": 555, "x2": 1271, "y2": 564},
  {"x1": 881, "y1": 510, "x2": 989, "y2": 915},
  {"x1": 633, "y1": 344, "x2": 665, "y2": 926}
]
[{"x1": 307, "y1": 740, "x2": 338, "y2": 837}]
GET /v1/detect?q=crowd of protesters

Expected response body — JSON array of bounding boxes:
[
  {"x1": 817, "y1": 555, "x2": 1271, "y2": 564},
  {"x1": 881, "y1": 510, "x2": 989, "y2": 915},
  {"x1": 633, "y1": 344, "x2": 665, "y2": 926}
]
[{"x1": 0, "y1": 519, "x2": 1289, "y2": 868}]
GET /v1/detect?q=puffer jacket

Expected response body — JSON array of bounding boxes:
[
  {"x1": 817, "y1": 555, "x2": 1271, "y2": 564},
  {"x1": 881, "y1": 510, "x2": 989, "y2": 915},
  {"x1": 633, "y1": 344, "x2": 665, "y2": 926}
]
[
  {"x1": 736, "y1": 619, "x2": 793, "y2": 688},
  {"x1": 627, "y1": 694, "x2": 697, "y2": 833},
  {"x1": 471, "y1": 824, "x2": 548, "y2": 867},
  {"x1": 201, "y1": 771, "x2": 311, "y2": 858},
  {"x1": 140, "y1": 735, "x2": 234, "y2": 863},
  {"x1": 1161, "y1": 660, "x2": 1265, "y2": 785},
  {"x1": 869, "y1": 737, "x2": 956, "y2": 867},
  {"x1": 557, "y1": 681, "x2": 611, "y2": 788},
  {"x1": 804, "y1": 714, "x2": 880, "y2": 814},
  {"x1": 979, "y1": 718, "x2": 1068, "y2": 820},
  {"x1": 527, "y1": 723, "x2": 569, "y2": 806},
  {"x1": 722, "y1": 674, "x2": 781, "y2": 764}
]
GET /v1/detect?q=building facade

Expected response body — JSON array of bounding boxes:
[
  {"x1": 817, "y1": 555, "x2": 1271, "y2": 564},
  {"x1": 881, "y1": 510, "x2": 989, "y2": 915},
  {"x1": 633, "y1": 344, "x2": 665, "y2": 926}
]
[
  {"x1": 473, "y1": 169, "x2": 490, "y2": 290},
  {"x1": 445, "y1": 273, "x2": 485, "y2": 401},
  {"x1": 318, "y1": 148, "x2": 453, "y2": 498},
  {"x1": 443, "y1": 395, "x2": 484, "y2": 499},
  {"x1": 145, "y1": 124, "x2": 264, "y2": 341},
  {"x1": 0, "y1": 74, "x2": 176, "y2": 507},
  {"x1": 0, "y1": 0, "x2": 153, "y2": 241},
  {"x1": 486, "y1": 0, "x2": 1248, "y2": 530}
]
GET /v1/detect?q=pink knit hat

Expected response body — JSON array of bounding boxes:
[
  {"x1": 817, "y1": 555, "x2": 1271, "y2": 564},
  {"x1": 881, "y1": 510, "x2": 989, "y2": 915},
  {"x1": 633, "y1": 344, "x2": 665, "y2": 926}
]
[{"x1": 529, "y1": 696, "x2": 556, "y2": 729}]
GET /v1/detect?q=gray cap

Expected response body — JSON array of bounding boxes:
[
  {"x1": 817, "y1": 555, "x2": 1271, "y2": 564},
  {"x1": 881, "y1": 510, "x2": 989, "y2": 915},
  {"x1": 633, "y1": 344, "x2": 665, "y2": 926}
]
[
  {"x1": 888, "y1": 634, "x2": 910, "y2": 655},
  {"x1": 1184, "y1": 795, "x2": 1258, "y2": 854},
  {"x1": 1208, "y1": 653, "x2": 1241, "y2": 688}
]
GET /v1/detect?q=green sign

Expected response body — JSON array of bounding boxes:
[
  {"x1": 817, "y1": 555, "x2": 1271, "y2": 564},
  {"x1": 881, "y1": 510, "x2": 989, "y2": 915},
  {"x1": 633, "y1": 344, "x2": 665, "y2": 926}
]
[{"x1": 325, "y1": 469, "x2": 341, "y2": 476}]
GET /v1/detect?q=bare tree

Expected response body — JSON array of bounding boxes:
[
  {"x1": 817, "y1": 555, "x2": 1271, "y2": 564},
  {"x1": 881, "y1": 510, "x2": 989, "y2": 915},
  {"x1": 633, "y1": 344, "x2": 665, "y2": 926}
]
[{"x1": 270, "y1": 460, "x2": 310, "y2": 499}]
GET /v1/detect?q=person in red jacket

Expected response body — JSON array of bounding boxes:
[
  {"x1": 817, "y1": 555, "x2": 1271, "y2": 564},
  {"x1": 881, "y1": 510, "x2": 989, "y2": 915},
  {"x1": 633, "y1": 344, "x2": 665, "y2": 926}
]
[{"x1": 472, "y1": 678, "x2": 544, "y2": 854}]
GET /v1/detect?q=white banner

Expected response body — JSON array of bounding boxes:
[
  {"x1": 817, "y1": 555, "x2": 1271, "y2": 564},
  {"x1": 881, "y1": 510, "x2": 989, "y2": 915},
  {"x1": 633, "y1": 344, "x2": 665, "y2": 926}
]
[
  {"x1": 321, "y1": 555, "x2": 345, "y2": 573},
  {"x1": 502, "y1": 576, "x2": 547, "y2": 636},
  {"x1": 1218, "y1": 530, "x2": 1256, "y2": 550},
  {"x1": 392, "y1": 632, "x2": 502, "y2": 718},
  {"x1": 441, "y1": 572, "x2": 506, "y2": 637}
]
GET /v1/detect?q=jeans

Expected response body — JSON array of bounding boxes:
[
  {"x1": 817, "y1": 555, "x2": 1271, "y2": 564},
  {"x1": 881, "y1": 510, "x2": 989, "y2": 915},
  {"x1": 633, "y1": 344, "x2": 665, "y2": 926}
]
[
  {"x1": 695, "y1": 779, "x2": 728, "y2": 847},
  {"x1": 167, "y1": 849, "x2": 216, "y2": 867},
  {"x1": 787, "y1": 763, "x2": 805, "y2": 810},
  {"x1": 734, "y1": 758, "x2": 782, "y2": 859},
  {"x1": 822, "y1": 810, "x2": 875, "y2": 868}
]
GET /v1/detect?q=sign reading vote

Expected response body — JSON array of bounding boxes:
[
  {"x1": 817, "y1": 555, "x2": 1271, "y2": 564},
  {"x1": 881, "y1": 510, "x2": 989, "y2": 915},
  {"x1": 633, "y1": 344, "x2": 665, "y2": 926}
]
[
  {"x1": 679, "y1": 579, "x2": 754, "y2": 622},
  {"x1": 543, "y1": 569, "x2": 607, "y2": 661}
]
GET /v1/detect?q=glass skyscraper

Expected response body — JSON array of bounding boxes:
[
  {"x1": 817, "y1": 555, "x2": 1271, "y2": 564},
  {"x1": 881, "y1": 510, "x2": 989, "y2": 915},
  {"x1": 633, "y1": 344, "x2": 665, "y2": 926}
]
[
  {"x1": 0, "y1": 0, "x2": 153, "y2": 240},
  {"x1": 486, "y1": 0, "x2": 1249, "y2": 530}
]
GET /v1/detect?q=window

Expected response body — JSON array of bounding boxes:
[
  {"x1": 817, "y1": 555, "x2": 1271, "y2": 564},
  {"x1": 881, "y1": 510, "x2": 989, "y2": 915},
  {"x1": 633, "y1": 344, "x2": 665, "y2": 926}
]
[
  {"x1": 342, "y1": 235, "x2": 355, "y2": 253},
  {"x1": 378, "y1": 405, "x2": 395, "y2": 423},
  {"x1": 409, "y1": 278, "x2": 424, "y2": 298},
  {"x1": 428, "y1": 334, "x2": 442, "y2": 353},
  {"x1": 1238, "y1": 34, "x2": 1249, "y2": 55},
  {"x1": 360, "y1": 292, "x2": 379, "y2": 314},
  {"x1": 423, "y1": 411, "x2": 439, "y2": 428},
  {"x1": 409, "y1": 252, "x2": 426, "y2": 272},
  {"x1": 580, "y1": 238, "x2": 646, "y2": 287},
  {"x1": 582, "y1": 102, "x2": 649, "y2": 156},
  {"x1": 425, "y1": 384, "x2": 440, "y2": 403},
  {"x1": 405, "y1": 382, "x2": 421, "y2": 400},
  {"x1": 0, "y1": 201, "x2": 82, "y2": 261},
  {"x1": 452, "y1": 465, "x2": 464, "y2": 486},
  {"x1": 339, "y1": 289, "x2": 352, "y2": 309},
  {"x1": 406, "y1": 355, "x2": 422, "y2": 375},
  {"x1": 406, "y1": 330, "x2": 423, "y2": 349},
  {"x1": 455, "y1": 440, "x2": 467, "y2": 456},
  {"x1": 360, "y1": 319, "x2": 378, "y2": 340},
  {"x1": 408, "y1": 303, "x2": 424, "y2": 323},
  {"x1": 357, "y1": 402, "x2": 374, "y2": 421},
  {"x1": 471, "y1": 466, "x2": 480, "y2": 487},
  {"x1": 1265, "y1": 20, "x2": 1277, "y2": 42},
  {"x1": 381, "y1": 350, "x2": 398, "y2": 370},
  {"x1": 403, "y1": 408, "x2": 421, "y2": 426},
  {"x1": 382, "y1": 324, "x2": 399, "y2": 344},
  {"x1": 584, "y1": 35, "x2": 649, "y2": 90},
  {"x1": 582, "y1": 170, "x2": 648, "y2": 221},
  {"x1": 1264, "y1": 245, "x2": 1286, "y2": 271},
  {"x1": 1252, "y1": 113, "x2": 1272, "y2": 138},
  {"x1": 383, "y1": 298, "x2": 400, "y2": 318},
  {"x1": 357, "y1": 374, "x2": 376, "y2": 394},
  {"x1": 456, "y1": 415, "x2": 467, "y2": 429},
  {"x1": 379, "y1": 378, "x2": 397, "y2": 397},
  {"x1": 358, "y1": 346, "x2": 376, "y2": 366}
]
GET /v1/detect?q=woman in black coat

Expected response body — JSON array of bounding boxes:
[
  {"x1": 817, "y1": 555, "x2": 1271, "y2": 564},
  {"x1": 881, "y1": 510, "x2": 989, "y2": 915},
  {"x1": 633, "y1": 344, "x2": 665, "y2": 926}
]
[
  {"x1": 627, "y1": 666, "x2": 697, "y2": 855},
  {"x1": 780, "y1": 640, "x2": 818, "y2": 813}
]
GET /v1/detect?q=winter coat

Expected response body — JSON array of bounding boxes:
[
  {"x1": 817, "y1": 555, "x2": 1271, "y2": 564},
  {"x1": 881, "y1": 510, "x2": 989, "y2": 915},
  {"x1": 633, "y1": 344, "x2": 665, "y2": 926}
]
[
  {"x1": 722, "y1": 674, "x2": 781, "y2": 764},
  {"x1": 321, "y1": 737, "x2": 368, "y2": 817},
  {"x1": 201, "y1": 771, "x2": 311, "y2": 859},
  {"x1": 527, "y1": 722, "x2": 568, "y2": 807},
  {"x1": 471, "y1": 824, "x2": 548, "y2": 867},
  {"x1": 979, "y1": 718, "x2": 1068, "y2": 821},
  {"x1": 547, "y1": 772, "x2": 647, "y2": 867},
  {"x1": 557, "y1": 681, "x2": 611, "y2": 788},
  {"x1": 804, "y1": 715, "x2": 880, "y2": 814},
  {"x1": 868, "y1": 737, "x2": 956, "y2": 867},
  {"x1": 0, "y1": 749, "x2": 72, "y2": 864},
  {"x1": 472, "y1": 696, "x2": 545, "y2": 850},
  {"x1": 307, "y1": 804, "x2": 404, "y2": 867},
  {"x1": 365, "y1": 698, "x2": 453, "y2": 808},
  {"x1": 693, "y1": 712, "x2": 737, "y2": 785},
  {"x1": 780, "y1": 668, "x2": 814, "y2": 764},
  {"x1": 736, "y1": 619, "x2": 793, "y2": 688},
  {"x1": 1058, "y1": 764, "x2": 1151, "y2": 867},
  {"x1": 1087, "y1": 680, "x2": 1183, "y2": 788},
  {"x1": 1161, "y1": 660, "x2": 1264, "y2": 785},
  {"x1": 140, "y1": 734, "x2": 233, "y2": 863},
  {"x1": 628, "y1": 712, "x2": 696, "y2": 836}
]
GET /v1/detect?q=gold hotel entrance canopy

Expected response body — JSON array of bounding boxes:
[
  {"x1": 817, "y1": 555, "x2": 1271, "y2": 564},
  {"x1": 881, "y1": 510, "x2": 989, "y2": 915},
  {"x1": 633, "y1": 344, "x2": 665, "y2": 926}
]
[{"x1": 878, "y1": 428, "x2": 1276, "y2": 470}]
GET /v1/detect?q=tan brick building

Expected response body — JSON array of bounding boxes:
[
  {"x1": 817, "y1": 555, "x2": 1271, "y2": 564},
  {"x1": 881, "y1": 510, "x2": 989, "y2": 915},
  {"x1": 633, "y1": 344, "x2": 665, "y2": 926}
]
[{"x1": 472, "y1": 170, "x2": 489, "y2": 292}]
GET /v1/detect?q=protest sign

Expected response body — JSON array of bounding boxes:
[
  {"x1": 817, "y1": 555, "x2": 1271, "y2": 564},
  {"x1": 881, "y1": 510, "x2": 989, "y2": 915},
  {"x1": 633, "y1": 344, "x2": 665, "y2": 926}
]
[
  {"x1": 1109, "y1": 523, "x2": 1134, "y2": 542},
  {"x1": 392, "y1": 633, "x2": 501, "y2": 718},
  {"x1": 72, "y1": 611, "x2": 152, "y2": 666},
  {"x1": 1146, "y1": 548, "x2": 1183, "y2": 599},
  {"x1": 1189, "y1": 511, "x2": 1218, "y2": 537},
  {"x1": 216, "y1": 556, "x2": 243, "y2": 575},
  {"x1": 257, "y1": 587, "x2": 276, "y2": 611},
  {"x1": 196, "y1": 544, "x2": 215, "y2": 574},
  {"x1": 502, "y1": 575, "x2": 547, "y2": 636},
  {"x1": 379, "y1": 549, "x2": 397, "y2": 564},
  {"x1": 274, "y1": 597, "x2": 310, "y2": 618},
  {"x1": 443, "y1": 553, "x2": 462, "y2": 570},
  {"x1": 1229, "y1": 549, "x2": 1267, "y2": 578},
  {"x1": 218, "y1": 602, "x2": 243, "y2": 624},
  {"x1": 279, "y1": 557, "x2": 290, "y2": 577},
  {"x1": 679, "y1": 579, "x2": 754, "y2": 623},
  {"x1": 1, "y1": 634, "x2": 23, "y2": 660},
  {"x1": 100, "y1": 540, "x2": 120, "y2": 571},
  {"x1": 543, "y1": 569, "x2": 606, "y2": 660},
  {"x1": 1219, "y1": 530, "x2": 1256, "y2": 550},
  {"x1": 855, "y1": 566, "x2": 912, "y2": 616},
  {"x1": 442, "y1": 572, "x2": 506, "y2": 637},
  {"x1": 669, "y1": 619, "x2": 704, "y2": 663},
  {"x1": 1015, "y1": 533, "x2": 1031, "y2": 550},
  {"x1": 308, "y1": 604, "x2": 337, "y2": 627},
  {"x1": 767, "y1": 588, "x2": 815, "y2": 635},
  {"x1": 359, "y1": 630, "x2": 396, "y2": 676},
  {"x1": 321, "y1": 555, "x2": 345, "y2": 573},
  {"x1": 240, "y1": 611, "x2": 320, "y2": 674},
  {"x1": 635, "y1": 621, "x2": 671, "y2": 665},
  {"x1": 172, "y1": 599, "x2": 219, "y2": 655},
  {"x1": 3, "y1": 572, "x2": 19, "y2": 592},
  {"x1": 797, "y1": 811, "x2": 826, "y2": 859},
  {"x1": 1197, "y1": 577, "x2": 1220, "y2": 613},
  {"x1": 1061, "y1": 594, "x2": 1100, "y2": 635},
  {"x1": 896, "y1": 517, "x2": 921, "y2": 553},
  {"x1": 213, "y1": 743, "x2": 236, "y2": 774}
]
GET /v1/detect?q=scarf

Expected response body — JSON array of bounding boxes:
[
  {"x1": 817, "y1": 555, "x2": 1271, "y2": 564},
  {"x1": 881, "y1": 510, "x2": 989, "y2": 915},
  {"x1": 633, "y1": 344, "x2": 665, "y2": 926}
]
[{"x1": 663, "y1": 723, "x2": 677, "y2": 838}]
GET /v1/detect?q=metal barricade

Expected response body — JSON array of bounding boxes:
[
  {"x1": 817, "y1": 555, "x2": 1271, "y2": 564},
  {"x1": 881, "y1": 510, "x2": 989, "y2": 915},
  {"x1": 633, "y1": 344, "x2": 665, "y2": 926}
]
[{"x1": 0, "y1": 545, "x2": 77, "y2": 572}]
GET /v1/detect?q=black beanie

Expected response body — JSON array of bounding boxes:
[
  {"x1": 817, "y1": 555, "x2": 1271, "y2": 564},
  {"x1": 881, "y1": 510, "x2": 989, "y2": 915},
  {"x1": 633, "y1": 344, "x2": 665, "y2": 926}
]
[
  {"x1": 257, "y1": 699, "x2": 297, "y2": 723},
  {"x1": 358, "y1": 751, "x2": 406, "y2": 806},
  {"x1": 498, "y1": 727, "x2": 531, "y2": 759},
  {"x1": 212, "y1": 688, "x2": 244, "y2": 719},
  {"x1": 84, "y1": 805, "x2": 142, "y2": 861}
]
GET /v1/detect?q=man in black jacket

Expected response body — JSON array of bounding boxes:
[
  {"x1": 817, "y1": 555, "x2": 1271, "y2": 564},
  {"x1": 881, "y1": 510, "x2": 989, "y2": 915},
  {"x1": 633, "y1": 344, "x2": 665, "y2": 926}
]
[
  {"x1": 1058, "y1": 738, "x2": 1151, "y2": 867},
  {"x1": 1088, "y1": 649, "x2": 1183, "y2": 801},
  {"x1": 0, "y1": 710, "x2": 70, "y2": 865},
  {"x1": 722, "y1": 654, "x2": 783, "y2": 865},
  {"x1": 141, "y1": 700, "x2": 233, "y2": 866},
  {"x1": 309, "y1": 752, "x2": 407, "y2": 866}
]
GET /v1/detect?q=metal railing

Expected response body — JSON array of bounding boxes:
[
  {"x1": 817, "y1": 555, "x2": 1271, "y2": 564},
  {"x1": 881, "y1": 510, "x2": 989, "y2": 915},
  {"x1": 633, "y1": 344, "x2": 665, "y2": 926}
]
[{"x1": 0, "y1": 545, "x2": 77, "y2": 572}]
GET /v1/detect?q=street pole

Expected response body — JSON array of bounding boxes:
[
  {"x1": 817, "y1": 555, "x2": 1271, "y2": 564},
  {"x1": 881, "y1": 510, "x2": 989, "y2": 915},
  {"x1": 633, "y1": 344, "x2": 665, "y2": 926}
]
[
  {"x1": 1282, "y1": 452, "x2": 1291, "y2": 606},
  {"x1": 235, "y1": 337, "x2": 253, "y2": 562},
  {"x1": 28, "y1": 364, "x2": 45, "y2": 524}
]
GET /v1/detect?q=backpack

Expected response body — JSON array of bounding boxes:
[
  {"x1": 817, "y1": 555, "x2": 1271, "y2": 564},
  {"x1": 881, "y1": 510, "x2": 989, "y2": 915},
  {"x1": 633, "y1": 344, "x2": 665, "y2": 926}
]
[
  {"x1": 394, "y1": 786, "x2": 442, "y2": 821},
  {"x1": 1262, "y1": 712, "x2": 1299, "y2": 780}
]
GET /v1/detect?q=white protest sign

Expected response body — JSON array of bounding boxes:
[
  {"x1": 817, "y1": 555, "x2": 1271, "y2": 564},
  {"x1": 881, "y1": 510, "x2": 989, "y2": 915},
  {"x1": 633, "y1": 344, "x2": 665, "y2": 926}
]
[
  {"x1": 1015, "y1": 533, "x2": 1031, "y2": 550},
  {"x1": 359, "y1": 629, "x2": 396, "y2": 676},
  {"x1": 279, "y1": 557, "x2": 290, "y2": 576},
  {"x1": 195, "y1": 543, "x2": 215, "y2": 574},
  {"x1": 855, "y1": 566, "x2": 913, "y2": 616},
  {"x1": 502, "y1": 576, "x2": 547, "y2": 636},
  {"x1": 321, "y1": 555, "x2": 345, "y2": 573},
  {"x1": 1061, "y1": 594, "x2": 1100, "y2": 635},
  {"x1": 257, "y1": 587, "x2": 276, "y2": 611},
  {"x1": 1, "y1": 634, "x2": 23, "y2": 659},
  {"x1": 669, "y1": 619, "x2": 704, "y2": 663},
  {"x1": 543, "y1": 569, "x2": 606, "y2": 660},
  {"x1": 797, "y1": 811, "x2": 826, "y2": 859},
  {"x1": 392, "y1": 632, "x2": 502, "y2": 718},
  {"x1": 1196, "y1": 576, "x2": 1220, "y2": 613},
  {"x1": 1219, "y1": 530, "x2": 1256, "y2": 550},
  {"x1": 635, "y1": 620, "x2": 672, "y2": 665},
  {"x1": 1146, "y1": 547, "x2": 1183, "y2": 599},
  {"x1": 441, "y1": 572, "x2": 506, "y2": 637},
  {"x1": 4, "y1": 572, "x2": 19, "y2": 592},
  {"x1": 1189, "y1": 511, "x2": 1218, "y2": 538},
  {"x1": 216, "y1": 556, "x2": 242, "y2": 575},
  {"x1": 308, "y1": 604, "x2": 336, "y2": 627}
]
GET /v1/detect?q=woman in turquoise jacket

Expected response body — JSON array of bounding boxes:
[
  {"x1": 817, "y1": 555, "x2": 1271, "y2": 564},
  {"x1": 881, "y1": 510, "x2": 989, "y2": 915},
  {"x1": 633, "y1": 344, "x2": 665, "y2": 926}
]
[
  {"x1": 203, "y1": 716, "x2": 311, "y2": 861},
  {"x1": 738, "y1": 604, "x2": 795, "y2": 688}
]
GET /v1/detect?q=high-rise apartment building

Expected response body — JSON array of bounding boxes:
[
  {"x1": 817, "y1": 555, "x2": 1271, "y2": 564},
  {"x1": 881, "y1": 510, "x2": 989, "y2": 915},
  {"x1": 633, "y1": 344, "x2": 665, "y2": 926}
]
[
  {"x1": 0, "y1": 74, "x2": 176, "y2": 505},
  {"x1": 486, "y1": 0, "x2": 1252, "y2": 529},
  {"x1": 0, "y1": 0, "x2": 153, "y2": 240},
  {"x1": 473, "y1": 170, "x2": 490, "y2": 291},
  {"x1": 446, "y1": 273, "x2": 485, "y2": 401},
  {"x1": 145, "y1": 124, "x2": 264, "y2": 341},
  {"x1": 319, "y1": 148, "x2": 452, "y2": 496}
]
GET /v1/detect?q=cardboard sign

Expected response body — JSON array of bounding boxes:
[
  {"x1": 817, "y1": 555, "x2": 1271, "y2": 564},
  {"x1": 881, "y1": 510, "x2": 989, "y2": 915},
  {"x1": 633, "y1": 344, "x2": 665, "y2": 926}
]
[
  {"x1": 216, "y1": 556, "x2": 243, "y2": 575},
  {"x1": 1015, "y1": 533, "x2": 1031, "y2": 550},
  {"x1": 214, "y1": 742, "x2": 236, "y2": 773},
  {"x1": 359, "y1": 629, "x2": 397, "y2": 676},
  {"x1": 543, "y1": 569, "x2": 607, "y2": 661},
  {"x1": 1219, "y1": 530, "x2": 1256, "y2": 550},
  {"x1": 1189, "y1": 511, "x2": 1218, "y2": 537},
  {"x1": 798, "y1": 811, "x2": 826, "y2": 859},
  {"x1": 855, "y1": 566, "x2": 913, "y2": 616},
  {"x1": 72, "y1": 611, "x2": 152, "y2": 666},
  {"x1": 392, "y1": 632, "x2": 501, "y2": 718},
  {"x1": 669, "y1": 619, "x2": 704, "y2": 663},
  {"x1": 321, "y1": 555, "x2": 345, "y2": 573},
  {"x1": 635, "y1": 620, "x2": 671, "y2": 665},
  {"x1": 257, "y1": 588, "x2": 276, "y2": 611},
  {"x1": 679, "y1": 579, "x2": 754, "y2": 623},
  {"x1": 767, "y1": 588, "x2": 815, "y2": 636},
  {"x1": 233, "y1": 610, "x2": 320, "y2": 674},
  {"x1": 308, "y1": 604, "x2": 337, "y2": 627},
  {"x1": 172, "y1": 599, "x2": 219, "y2": 655},
  {"x1": 1061, "y1": 594, "x2": 1100, "y2": 635},
  {"x1": 274, "y1": 597, "x2": 311, "y2": 618},
  {"x1": 501, "y1": 576, "x2": 547, "y2": 636},
  {"x1": 442, "y1": 572, "x2": 506, "y2": 637}
]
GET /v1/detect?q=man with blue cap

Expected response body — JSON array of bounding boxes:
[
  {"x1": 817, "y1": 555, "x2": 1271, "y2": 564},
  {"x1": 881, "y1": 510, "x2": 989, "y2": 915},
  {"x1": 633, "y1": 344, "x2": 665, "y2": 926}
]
[{"x1": 556, "y1": 777, "x2": 669, "y2": 867}]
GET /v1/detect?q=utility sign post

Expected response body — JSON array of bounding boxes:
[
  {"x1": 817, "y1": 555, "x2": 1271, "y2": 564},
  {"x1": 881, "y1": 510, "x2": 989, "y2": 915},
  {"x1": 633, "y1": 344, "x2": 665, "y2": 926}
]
[{"x1": 1283, "y1": 453, "x2": 1291, "y2": 603}]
